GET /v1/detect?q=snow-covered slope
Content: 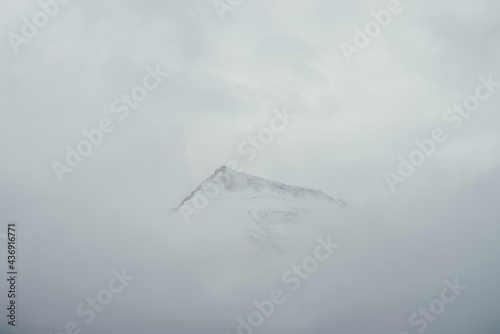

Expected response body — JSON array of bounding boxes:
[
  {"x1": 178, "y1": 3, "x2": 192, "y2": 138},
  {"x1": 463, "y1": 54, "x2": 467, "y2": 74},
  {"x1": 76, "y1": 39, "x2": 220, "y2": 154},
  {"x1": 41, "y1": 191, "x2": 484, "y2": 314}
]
[
  {"x1": 173, "y1": 166, "x2": 347, "y2": 253},
  {"x1": 176, "y1": 166, "x2": 347, "y2": 208}
]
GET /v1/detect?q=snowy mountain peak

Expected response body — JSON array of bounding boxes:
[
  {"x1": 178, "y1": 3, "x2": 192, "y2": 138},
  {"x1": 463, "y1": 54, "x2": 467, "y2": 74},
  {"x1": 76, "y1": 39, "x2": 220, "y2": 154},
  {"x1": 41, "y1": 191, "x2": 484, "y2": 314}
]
[
  {"x1": 173, "y1": 166, "x2": 347, "y2": 253},
  {"x1": 175, "y1": 165, "x2": 347, "y2": 211}
]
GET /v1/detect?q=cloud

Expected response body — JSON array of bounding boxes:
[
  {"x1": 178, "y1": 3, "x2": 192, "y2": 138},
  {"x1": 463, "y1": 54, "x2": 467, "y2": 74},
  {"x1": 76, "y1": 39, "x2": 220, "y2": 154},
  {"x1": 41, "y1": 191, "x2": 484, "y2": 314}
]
[{"x1": 0, "y1": 0, "x2": 499, "y2": 333}]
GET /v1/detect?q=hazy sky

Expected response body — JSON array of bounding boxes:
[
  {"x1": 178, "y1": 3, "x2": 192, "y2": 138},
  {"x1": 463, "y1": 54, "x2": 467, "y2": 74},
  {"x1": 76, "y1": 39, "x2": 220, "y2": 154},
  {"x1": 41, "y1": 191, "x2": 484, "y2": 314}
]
[{"x1": 0, "y1": 0, "x2": 499, "y2": 333}]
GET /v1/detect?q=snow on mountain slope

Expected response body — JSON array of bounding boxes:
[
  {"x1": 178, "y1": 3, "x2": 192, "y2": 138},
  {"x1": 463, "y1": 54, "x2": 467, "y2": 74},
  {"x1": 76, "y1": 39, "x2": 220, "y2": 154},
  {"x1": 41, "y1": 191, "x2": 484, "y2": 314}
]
[
  {"x1": 173, "y1": 166, "x2": 348, "y2": 254},
  {"x1": 176, "y1": 166, "x2": 347, "y2": 208}
]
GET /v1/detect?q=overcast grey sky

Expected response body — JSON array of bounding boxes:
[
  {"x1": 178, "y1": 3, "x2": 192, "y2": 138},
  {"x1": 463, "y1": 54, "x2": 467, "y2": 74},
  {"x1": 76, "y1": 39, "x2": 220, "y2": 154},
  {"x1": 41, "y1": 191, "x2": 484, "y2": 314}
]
[{"x1": 0, "y1": 0, "x2": 499, "y2": 333}]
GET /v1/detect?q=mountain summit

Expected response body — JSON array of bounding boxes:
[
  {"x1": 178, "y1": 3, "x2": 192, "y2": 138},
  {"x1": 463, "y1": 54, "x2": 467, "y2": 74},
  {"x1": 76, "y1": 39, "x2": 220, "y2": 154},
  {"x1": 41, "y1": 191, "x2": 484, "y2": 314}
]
[
  {"x1": 175, "y1": 165, "x2": 347, "y2": 211},
  {"x1": 174, "y1": 166, "x2": 347, "y2": 252}
]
